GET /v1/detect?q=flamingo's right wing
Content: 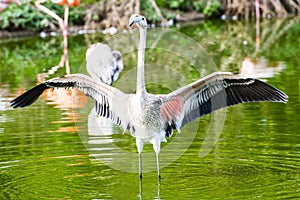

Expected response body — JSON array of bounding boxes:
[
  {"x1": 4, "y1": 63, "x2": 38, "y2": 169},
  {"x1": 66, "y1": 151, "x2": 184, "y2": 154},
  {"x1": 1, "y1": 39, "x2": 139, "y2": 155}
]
[{"x1": 10, "y1": 74, "x2": 130, "y2": 131}]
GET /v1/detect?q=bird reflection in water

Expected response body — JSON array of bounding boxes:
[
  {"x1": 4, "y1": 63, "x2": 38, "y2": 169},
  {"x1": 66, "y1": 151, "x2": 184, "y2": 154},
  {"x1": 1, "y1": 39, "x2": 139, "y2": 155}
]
[
  {"x1": 139, "y1": 178, "x2": 161, "y2": 200},
  {"x1": 35, "y1": 0, "x2": 80, "y2": 74},
  {"x1": 241, "y1": 57, "x2": 285, "y2": 79}
]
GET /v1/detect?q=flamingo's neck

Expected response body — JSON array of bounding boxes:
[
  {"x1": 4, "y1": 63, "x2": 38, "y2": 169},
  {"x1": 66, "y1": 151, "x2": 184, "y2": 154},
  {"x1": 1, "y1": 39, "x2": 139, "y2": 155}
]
[{"x1": 136, "y1": 27, "x2": 147, "y2": 96}]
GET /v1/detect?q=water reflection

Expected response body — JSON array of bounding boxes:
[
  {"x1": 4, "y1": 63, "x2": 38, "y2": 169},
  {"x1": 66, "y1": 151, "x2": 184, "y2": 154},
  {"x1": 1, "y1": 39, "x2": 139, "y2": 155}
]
[
  {"x1": 241, "y1": 57, "x2": 285, "y2": 79},
  {"x1": 0, "y1": 86, "x2": 13, "y2": 134},
  {"x1": 0, "y1": 86, "x2": 10, "y2": 111},
  {"x1": 139, "y1": 178, "x2": 161, "y2": 200}
]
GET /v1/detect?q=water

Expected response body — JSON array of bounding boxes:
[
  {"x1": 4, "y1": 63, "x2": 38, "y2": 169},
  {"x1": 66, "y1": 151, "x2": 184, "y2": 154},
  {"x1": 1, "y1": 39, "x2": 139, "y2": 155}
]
[{"x1": 1, "y1": 18, "x2": 300, "y2": 199}]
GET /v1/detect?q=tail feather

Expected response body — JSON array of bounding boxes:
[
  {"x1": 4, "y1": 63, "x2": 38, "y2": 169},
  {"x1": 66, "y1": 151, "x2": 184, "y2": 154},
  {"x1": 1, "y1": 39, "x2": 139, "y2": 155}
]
[{"x1": 10, "y1": 83, "x2": 49, "y2": 108}]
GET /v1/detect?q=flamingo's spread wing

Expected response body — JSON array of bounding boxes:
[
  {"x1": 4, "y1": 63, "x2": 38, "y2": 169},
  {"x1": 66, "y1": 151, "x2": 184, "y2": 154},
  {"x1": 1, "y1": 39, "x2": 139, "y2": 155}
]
[
  {"x1": 162, "y1": 72, "x2": 288, "y2": 129},
  {"x1": 10, "y1": 74, "x2": 130, "y2": 130}
]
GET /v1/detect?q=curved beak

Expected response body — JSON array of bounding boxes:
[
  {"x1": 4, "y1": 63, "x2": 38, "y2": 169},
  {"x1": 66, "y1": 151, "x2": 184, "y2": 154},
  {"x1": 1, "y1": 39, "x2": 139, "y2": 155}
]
[
  {"x1": 129, "y1": 19, "x2": 135, "y2": 27},
  {"x1": 129, "y1": 14, "x2": 140, "y2": 27}
]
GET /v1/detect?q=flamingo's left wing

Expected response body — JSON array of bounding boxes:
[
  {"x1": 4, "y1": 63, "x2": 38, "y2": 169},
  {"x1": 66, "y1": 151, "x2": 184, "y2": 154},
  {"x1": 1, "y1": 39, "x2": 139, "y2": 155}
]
[{"x1": 160, "y1": 72, "x2": 288, "y2": 129}]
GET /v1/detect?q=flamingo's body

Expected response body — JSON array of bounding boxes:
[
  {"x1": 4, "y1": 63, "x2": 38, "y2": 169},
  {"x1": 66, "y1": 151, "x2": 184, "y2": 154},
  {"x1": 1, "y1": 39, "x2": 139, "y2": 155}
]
[{"x1": 11, "y1": 14, "x2": 288, "y2": 179}]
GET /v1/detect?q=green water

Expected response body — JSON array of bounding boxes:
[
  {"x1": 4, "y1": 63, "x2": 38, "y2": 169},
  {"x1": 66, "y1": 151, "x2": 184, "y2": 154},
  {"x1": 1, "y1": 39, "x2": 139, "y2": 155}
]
[{"x1": 1, "y1": 18, "x2": 300, "y2": 199}]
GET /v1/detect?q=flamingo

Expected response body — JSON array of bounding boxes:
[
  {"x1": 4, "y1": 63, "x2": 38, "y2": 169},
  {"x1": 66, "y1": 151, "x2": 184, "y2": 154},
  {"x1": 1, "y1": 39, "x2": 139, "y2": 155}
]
[
  {"x1": 10, "y1": 14, "x2": 288, "y2": 180},
  {"x1": 0, "y1": 0, "x2": 20, "y2": 13},
  {"x1": 86, "y1": 43, "x2": 123, "y2": 85}
]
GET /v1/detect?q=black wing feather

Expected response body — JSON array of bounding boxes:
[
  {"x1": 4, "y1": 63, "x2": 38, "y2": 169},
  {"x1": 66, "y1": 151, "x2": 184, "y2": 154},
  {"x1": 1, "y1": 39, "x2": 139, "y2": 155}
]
[
  {"x1": 10, "y1": 83, "x2": 49, "y2": 108},
  {"x1": 181, "y1": 78, "x2": 288, "y2": 127}
]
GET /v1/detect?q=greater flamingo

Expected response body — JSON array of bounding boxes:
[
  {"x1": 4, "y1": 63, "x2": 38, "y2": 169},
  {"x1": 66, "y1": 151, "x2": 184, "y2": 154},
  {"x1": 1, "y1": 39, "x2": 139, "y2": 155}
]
[{"x1": 11, "y1": 14, "x2": 288, "y2": 180}]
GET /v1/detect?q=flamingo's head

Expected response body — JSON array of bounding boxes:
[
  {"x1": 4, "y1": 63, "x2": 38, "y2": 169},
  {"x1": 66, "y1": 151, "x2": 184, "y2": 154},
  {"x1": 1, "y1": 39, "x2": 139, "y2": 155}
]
[{"x1": 129, "y1": 14, "x2": 147, "y2": 28}]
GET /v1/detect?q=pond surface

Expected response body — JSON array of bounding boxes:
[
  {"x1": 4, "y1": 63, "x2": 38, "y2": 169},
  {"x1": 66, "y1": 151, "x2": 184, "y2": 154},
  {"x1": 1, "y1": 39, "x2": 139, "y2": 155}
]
[{"x1": 1, "y1": 18, "x2": 300, "y2": 199}]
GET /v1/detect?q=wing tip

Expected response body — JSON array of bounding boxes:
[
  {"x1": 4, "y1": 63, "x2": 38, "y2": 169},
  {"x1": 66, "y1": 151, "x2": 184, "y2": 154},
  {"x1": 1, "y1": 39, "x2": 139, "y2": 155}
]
[{"x1": 10, "y1": 83, "x2": 49, "y2": 109}]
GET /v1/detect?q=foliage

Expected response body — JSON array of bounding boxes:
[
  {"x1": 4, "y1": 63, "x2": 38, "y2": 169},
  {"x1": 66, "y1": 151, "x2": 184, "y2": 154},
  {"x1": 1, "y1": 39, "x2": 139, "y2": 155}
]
[
  {"x1": 140, "y1": 0, "x2": 161, "y2": 23},
  {"x1": 167, "y1": 0, "x2": 185, "y2": 10},
  {"x1": 0, "y1": 35, "x2": 86, "y2": 86},
  {"x1": 141, "y1": 0, "x2": 176, "y2": 23},
  {"x1": 0, "y1": 0, "x2": 43, "y2": 30},
  {"x1": 0, "y1": 0, "x2": 84, "y2": 31},
  {"x1": 163, "y1": 0, "x2": 221, "y2": 16},
  {"x1": 192, "y1": 1, "x2": 205, "y2": 12},
  {"x1": 203, "y1": 0, "x2": 222, "y2": 17},
  {"x1": 141, "y1": 0, "x2": 222, "y2": 23}
]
